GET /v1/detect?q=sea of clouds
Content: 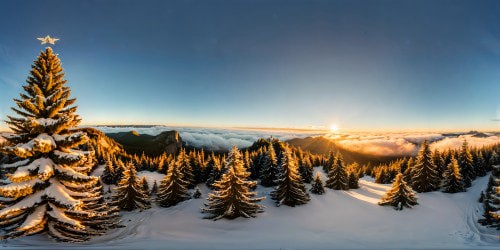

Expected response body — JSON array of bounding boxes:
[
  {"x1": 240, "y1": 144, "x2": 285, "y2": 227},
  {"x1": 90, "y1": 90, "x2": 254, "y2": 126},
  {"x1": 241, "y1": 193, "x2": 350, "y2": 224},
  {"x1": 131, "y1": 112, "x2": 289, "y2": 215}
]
[
  {"x1": 92, "y1": 126, "x2": 500, "y2": 156},
  {"x1": 94, "y1": 126, "x2": 323, "y2": 151}
]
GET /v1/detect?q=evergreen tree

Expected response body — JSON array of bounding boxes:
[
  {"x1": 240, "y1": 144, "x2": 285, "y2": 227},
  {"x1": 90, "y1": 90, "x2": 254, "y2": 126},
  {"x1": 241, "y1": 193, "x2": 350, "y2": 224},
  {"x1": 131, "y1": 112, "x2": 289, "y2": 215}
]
[
  {"x1": 323, "y1": 151, "x2": 335, "y2": 174},
  {"x1": 479, "y1": 166, "x2": 500, "y2": 228},
  {"x1": 325, "y1": 152, "x2": 349, "y2": 190},
  {"x1": 177, "y1": 149, "x2": 195, "y2": 188},
  {"x1": 489, "y1": 151, "x2": 499, "y2": 168},
  {"x1": 156, "y1": 155, "x2": 191, "y2": 207},
  {"x1": 139, "y1": 176, "x2": 149, "y2": 193},
  {"x1": 271, "y1": 147, "x2": 310, "y2": 207},
  {"x1": 151, "y1": 181, "x2": 158, "y2": 196},
  {"x1": 102, "y1": 156, "x2": 118, "y2": 184},
  {"x1": 403, "y1": 157, "x2": 414, "y2": 184},
  {"x1": 206, "y1": 155, "x2": 224, "y2": 189},
  {"x1": 441, "y1": 156, "x2": 465, "y2": 193},
  {"x1": 260, "y1": 145, "x2": 280, "y2": 187},
  {"x1": 432, "y1": 149, "x2": 446, "y2": 177},
  {"x1": 458, "y1": 140, "x2": 475, "y2": 188},
  {"x1": 379, "y1": 173, "x2": 418, "y2": 210},
  {"x1": 193, "y1": 186, "x2": 202, "y2": 199},
  {"x1": 310, "y1": 172, "x2": 325, "y2": 195},
  {"x1": 475, "y1": 151, "x2": 488, "y2": 177},
  {"x1": 348, "y1": 171, "x2": 360, "y2": 189},
  {"x1": 112, "y1": 162, "x2": 151, "y2": 211},
  {"x1": 411, "y1": 140, "x2": 440, "y2": 192},
  {"x1": 298, "y1": 156, "x2": 314, "y2": 184},
  {"x1": 0, "y1": 46, "x2": 117, "y2": 242},
  {"x1": 202, "y1": 146, "x2": 264, "y2": 220}
]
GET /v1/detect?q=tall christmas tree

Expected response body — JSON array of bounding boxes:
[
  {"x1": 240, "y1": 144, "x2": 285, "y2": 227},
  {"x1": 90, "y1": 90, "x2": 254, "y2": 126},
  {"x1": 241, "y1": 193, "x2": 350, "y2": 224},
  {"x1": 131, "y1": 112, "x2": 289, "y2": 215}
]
[
  {"x1": 271, "y1": 147, "x2": 310, "y2": 207},
  {"x1": 411, "y1": 140, "x2": 440, "y2": 192},
  {"x1": 156, "y1": 154, "x2": 191, "y2": 207},
  {"x1": 379, "y1": 173, "x2": 418, "y2": 210},
  {"x1": 112, "y1": 162, "x2": 151, "y2": 211},
  {"x1": 202, "y1": 146, "x2": 264, "y2": 220},
  {"x1": 441, "y1": 156, "x2": 465, "y2": 193},
  {"x1": 325, "y1": 152, "x2": 349, "y2": 190},
  {"x1": 0, "y1": 40, "x2": 117, "y2": 242}
]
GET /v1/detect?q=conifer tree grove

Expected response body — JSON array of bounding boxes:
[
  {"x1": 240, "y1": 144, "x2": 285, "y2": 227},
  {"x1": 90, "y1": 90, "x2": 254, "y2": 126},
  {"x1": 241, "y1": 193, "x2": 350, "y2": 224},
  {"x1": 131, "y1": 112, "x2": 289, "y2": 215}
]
[
  {"x1": 379, "y1": 173, "x2": 418, "y2": 210},
  {"x1": 325, "y1": 152, "x2": 349, "y2": 190},
  {"x1": 202, "y1": 146, "x2": 264, "y2": 220},
  {"x1": 0, "y1": 46, "x2": 117, "y2": 241},
  {"x1": 411, "y1": 140, "x2": 440, "y2": 192},
  {"x1": 271, "y1": 147, "x2": 310, "y2": 207},
  {"x1": 156, "y1": 155, "x2": 191, "y2": 207},
  {"x1": 458, "y1": 140, "x2": 475, "y2": 188},
  {"x1": 441, "y1": 156, "x2": 465, "y2": 193},
  {"x1": 112, "y1": 162, "x2": 151, "y2": 211},
  {"x1": 310, "y1": 172, "x2": 325, "y2": 195}
]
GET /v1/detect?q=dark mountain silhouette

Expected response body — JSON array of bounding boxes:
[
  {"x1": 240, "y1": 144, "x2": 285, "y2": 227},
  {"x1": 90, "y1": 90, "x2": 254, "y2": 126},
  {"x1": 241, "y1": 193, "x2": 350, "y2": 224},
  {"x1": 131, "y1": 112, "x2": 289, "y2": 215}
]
[{"x1": 106, "y1": 130, "x2": 182, "y2": 156}]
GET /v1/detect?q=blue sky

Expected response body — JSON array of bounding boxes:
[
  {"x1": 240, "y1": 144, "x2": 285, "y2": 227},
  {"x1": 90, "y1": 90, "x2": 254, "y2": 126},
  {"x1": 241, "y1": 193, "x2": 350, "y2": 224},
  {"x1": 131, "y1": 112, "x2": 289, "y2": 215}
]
[{"x1": 0, "y1": 0, "x2": 499, "y2": 132}]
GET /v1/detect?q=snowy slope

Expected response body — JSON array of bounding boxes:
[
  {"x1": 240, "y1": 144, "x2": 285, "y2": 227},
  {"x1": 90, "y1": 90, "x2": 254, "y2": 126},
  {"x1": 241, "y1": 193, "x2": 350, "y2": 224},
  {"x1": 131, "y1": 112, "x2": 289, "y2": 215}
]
[{"x1": 2, "y1": 169, "x2": 499, "y2": 249}]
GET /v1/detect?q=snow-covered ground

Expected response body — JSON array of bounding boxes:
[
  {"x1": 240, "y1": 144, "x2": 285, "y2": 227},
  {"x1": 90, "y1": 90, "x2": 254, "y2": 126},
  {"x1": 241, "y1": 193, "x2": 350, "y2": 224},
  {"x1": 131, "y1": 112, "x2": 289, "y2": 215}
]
[{"x1": 2, "y1": 169, "x2": 499, "y2": 249}]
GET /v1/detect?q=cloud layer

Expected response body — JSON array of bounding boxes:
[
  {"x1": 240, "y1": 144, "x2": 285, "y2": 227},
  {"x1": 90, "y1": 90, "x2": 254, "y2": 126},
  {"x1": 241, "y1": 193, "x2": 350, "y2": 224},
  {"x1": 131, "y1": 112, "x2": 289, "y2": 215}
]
[
  {"x1": 94, "y1": 126, "x2": 321, "y2": 151},
  {"x1": 92, "y1": 126, "x2": 499, "y2": 156}
]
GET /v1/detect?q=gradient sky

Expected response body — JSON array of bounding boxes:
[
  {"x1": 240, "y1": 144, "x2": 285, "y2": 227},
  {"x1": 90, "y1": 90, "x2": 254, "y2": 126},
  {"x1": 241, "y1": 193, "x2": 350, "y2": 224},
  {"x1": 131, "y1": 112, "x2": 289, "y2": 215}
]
[{"x1": 0, "y1": 0, "x2": 499, "y2": 132}]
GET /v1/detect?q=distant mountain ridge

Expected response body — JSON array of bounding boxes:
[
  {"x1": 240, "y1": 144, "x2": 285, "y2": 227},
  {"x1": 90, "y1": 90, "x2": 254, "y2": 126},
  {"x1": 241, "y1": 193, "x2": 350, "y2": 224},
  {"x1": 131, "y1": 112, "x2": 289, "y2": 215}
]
[{"x1": 106, "y1": 130, "x2": 182, "y2": 156}]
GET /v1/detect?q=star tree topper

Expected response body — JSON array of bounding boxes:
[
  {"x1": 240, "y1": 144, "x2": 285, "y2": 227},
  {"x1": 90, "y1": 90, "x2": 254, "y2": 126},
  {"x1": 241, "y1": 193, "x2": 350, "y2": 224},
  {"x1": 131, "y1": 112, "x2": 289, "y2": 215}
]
[{"x1": 37, "y1": 35, "x2": 59, "y2": 45}]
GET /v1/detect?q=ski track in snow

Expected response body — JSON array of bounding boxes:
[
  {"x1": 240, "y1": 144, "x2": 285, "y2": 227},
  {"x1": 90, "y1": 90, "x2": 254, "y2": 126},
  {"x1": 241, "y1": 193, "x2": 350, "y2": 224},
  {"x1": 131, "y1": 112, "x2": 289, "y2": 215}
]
[{"x1": 2, "y1": 169, "x2": 500, "y2": 249}]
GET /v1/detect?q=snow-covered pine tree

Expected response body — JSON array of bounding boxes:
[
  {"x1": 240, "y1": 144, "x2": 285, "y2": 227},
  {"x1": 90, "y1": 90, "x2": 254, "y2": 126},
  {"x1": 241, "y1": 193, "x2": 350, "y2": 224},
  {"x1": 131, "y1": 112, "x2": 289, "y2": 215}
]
[
  {"x1": 458, "y1": 140, "x2": 475, "y2": 188},
  {"x1": 310, "y1": 172, "x2": 325, "y2": 195},
  {"x1": 479, "y1": 166, "x2": 500, "y2": 228},
  {"x1": 379, "y1": 173, "x2": 418, "y2": 210},
  {"x1": 139, "y1": 176, "x2": 149, "y2": 193},
  {"x1": 271, "y1": 146, "x2": 310, "y2": 207},
  {"x1": 0, "y1": 47, "x2": 118, "y2": 242},
  {"x1": 411, "y1": 140, "x2": 440, "y2": 192},
  {"x1": 323, "y1": 151, "x2": 335, "y2": 174},
  {"x1": 403, "y1": 157, "x2": 414, "y2": 184},
  {"x1": 112, "y1": 162, "x2": 151, "y2": 211},
  {"x1": 101, "y1": 156, "x2": 117, "y2": 184},
  {"x1": 202, "y1": 146, "x2": 264, "y2": 220},
  {"x1": 441, "y1": 156, "x2": 465, "y2": 193},
  {"x1": 325, "y1": 152, "x2": 349, "y2": 190},
  {"x1": 298, "y1": 156, "x2": 313, "y2": 184},
  {"x1": 432, "y1": 148, "x2": 446, "y2": 177},
  {"x1": 177, "y1": 149, "x2": 195, "y2": 188},
  {"x1": 206, "y1": 155, "x2": 224, "y2": 189},
  {"x1": 474, "y1": 151, "x2": 488, "y2": 177},
  {"x1": 348, "y1": 171, "x2": 360, "y2": 189},
  {"x1": 260, "y1": 145, "x2": 280, "y2": 187},
  {"x1": 193, "y1": 186, "x2": 202, "y2": 199},
  {"x1": 156, "y1": 155, "x2": 191, "y2": 207},
  {"x1": 489, "y1": 151, "x2": 499, "y2": 168},
  {"x1": 150, "y1": 181, "x2": 158, "y2": 196}
]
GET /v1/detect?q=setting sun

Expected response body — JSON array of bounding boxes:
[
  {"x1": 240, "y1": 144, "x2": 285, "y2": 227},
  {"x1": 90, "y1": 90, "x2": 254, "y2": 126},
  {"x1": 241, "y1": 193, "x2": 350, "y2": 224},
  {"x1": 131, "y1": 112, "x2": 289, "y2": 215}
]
[{"x1": 330, "y1": 124, "x2": 339, "y2": 132}]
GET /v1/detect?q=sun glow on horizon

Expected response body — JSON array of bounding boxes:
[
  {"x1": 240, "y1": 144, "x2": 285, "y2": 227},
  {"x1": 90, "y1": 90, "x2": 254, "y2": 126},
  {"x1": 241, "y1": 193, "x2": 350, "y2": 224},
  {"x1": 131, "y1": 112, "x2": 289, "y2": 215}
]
[{"x1": 330, "y1": 124, "x2": 339, "y2": 132}]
